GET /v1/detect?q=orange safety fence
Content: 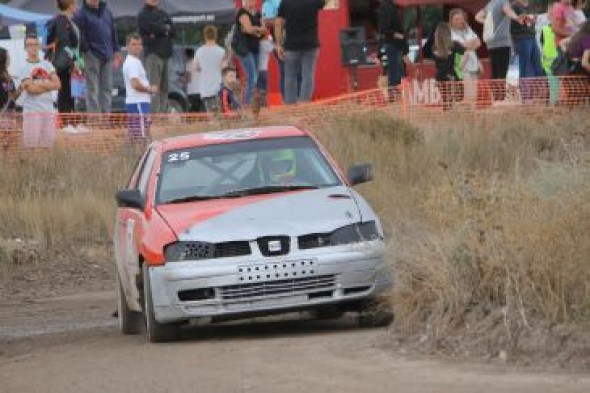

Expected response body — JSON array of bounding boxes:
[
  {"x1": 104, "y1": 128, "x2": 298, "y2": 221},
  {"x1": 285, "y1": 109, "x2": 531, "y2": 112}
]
[{"x1": 0, "y1": 75, "x2": 588, "y2": 157}]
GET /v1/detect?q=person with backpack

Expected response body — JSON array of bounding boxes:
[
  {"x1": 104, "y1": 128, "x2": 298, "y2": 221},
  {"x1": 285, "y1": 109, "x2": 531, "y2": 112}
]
[
  {"x1": 476, "y1": 0, "x2": 512, "y2": 101},
  {"x1": 47, "y1": 0, "x2": 81, "y2": 132},
  {"x1": 74, "y1": 0, "x2": 121, "y2": 114}
]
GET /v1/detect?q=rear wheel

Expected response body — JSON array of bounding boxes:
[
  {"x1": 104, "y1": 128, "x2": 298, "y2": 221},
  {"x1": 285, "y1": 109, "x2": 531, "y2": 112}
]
[
  {"x1": 117, "y1": 274, "x2": 143, "y2": 335},
  {"x1": 142, "y1": 263, "x2": 180, "y2": 343}
]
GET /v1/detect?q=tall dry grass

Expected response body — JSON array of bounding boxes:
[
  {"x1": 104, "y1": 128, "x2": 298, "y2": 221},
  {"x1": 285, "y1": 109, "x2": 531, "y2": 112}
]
[
  {"x1": 0, "y1": 109, "x2": 589, "y2": 346},
  {"x1": 312, "y1": 109, "x2": 590, "y2": 346}
]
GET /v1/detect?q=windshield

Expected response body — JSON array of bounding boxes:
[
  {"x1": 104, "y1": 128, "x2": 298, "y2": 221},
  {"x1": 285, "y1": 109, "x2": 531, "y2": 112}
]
[{"x1": 157, "y1": 136, "x2": 342, "y2": 205}]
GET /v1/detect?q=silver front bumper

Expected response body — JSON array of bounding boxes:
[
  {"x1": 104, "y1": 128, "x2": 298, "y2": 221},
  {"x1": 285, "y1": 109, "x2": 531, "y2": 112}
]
[{"x1": 148, "y1": 241, "x2": 392, "y2": 323}]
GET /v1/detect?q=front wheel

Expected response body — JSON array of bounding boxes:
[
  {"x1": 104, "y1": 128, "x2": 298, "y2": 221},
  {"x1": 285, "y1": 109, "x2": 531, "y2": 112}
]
[
  {"x1": 142, "y1": 263, "x2": 180, "y2": 343},
  {"x1": 357, "y1": 298, "x2": 395, "y2": 328},
  {"x1": 117, "y1": 274, "x2": 143, "y2": 335}
]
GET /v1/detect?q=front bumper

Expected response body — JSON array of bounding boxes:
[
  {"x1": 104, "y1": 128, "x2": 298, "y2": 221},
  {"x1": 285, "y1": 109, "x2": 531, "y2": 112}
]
[{"x1": 148, "y1": 241, "x2": 392, "y2": 323}]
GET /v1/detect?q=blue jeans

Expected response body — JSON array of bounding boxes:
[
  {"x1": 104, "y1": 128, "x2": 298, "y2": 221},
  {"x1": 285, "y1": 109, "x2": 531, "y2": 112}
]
[
  {"x1": 273, "y1": 50, "x2": 285, "y2": 99},
  {"x1": 237, "y1": 52, "x2": 259, "y2": 104},
  {"x1": 514, "y1": 38, "x2": 543, "y2": 100},
  {"x1": 284, "y1": 48, "x2": 319, "y2": 104},
  {"x1": 384, "y1": 43, "x2": 404, "y2": 87}
]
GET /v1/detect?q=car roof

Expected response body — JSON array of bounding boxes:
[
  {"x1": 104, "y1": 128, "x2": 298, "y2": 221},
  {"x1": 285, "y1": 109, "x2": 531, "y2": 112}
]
[{"x1": 157, "y1": 126, "x2": 309, "y2": 152}]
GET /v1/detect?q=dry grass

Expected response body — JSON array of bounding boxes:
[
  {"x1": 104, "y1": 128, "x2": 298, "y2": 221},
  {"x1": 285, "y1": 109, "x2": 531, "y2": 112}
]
[{"x1": 1, "y1": 108, "x2": 589, "y2": 362}]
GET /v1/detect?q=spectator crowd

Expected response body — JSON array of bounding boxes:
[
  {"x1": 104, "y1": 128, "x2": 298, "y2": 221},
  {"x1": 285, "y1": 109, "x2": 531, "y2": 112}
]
[
  {"x1": 0, "y1": 0, "x2": 589, "y2": 149},
  {"x1": 378, "y1": 0, "x2": 590, "y2": 105}
]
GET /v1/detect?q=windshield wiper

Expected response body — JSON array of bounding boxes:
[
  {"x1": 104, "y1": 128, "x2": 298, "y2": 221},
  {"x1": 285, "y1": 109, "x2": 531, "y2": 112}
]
[
  {"x1": 161, "y1": 194, "x2": 238, "y2": 204},
  {"x1": 221, "y1": 185, "x2": 319, "y2": 197}
]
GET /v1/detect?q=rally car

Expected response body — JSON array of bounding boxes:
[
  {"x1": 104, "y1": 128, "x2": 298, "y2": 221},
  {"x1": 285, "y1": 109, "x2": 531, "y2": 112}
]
[{"x1": 114, "y1": 126, "x2": 393, "y2": 342}]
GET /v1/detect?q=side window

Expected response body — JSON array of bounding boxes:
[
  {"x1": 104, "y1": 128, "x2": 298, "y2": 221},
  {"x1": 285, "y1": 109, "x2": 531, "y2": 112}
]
[
  {"x1": 127, "y1": 149, "x2": 150, "y2": 189},
  {"x1": 136, "y1": 150, "x2": 157, "y2": 199}
]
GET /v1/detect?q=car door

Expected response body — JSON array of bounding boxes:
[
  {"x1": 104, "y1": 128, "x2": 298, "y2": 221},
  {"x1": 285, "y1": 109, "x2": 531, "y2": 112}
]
[{"x1": 115, "y1": 149, "x2": 157, "y2": 306}]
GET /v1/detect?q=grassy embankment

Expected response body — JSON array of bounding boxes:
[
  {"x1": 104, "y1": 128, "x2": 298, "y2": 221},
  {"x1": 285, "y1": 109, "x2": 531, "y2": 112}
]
[{"x1": 0, "y1": 109, "x2": 589, "y2": 363}]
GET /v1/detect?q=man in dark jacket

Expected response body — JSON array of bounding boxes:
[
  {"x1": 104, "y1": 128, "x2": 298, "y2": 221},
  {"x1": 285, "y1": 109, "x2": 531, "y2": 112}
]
[
  {"x1": 138, "y1": 0, "x2": 174, "y2": 113},
  {"x1": 74, "y1": 0, "x2": 121, "y2": 113},
  {"x1": 377, "y1": 0, "x2": 406, "y2": 88}
]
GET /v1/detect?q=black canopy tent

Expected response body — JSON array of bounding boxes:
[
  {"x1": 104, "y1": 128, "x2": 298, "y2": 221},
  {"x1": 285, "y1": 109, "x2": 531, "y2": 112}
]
[{"x1": 6, "y1": 0, "x2": 236, "y2": 25}]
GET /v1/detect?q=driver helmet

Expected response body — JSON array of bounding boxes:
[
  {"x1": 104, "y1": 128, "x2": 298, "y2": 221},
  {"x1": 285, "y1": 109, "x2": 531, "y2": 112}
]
[{"x1": 264, "y1": 149, "x2": 296, "y2": 183}]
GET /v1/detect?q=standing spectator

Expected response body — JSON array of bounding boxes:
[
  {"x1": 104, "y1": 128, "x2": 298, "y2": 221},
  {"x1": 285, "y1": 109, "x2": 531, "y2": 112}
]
[
  {"x1": 504, "y1": 0, "x2": 543, "y2": 101},
  {"x1": 138, "y1": 0, "x2": 174, "y2": 113},
  {"x1": 257, "y1": 33, "x2": 274, "y2": 107},
  {"x1": 236, "y1": 0, "x2": 266, "y2": 105},
  {"x1": 377, "y1": 0, "x2": 406, "y2": 90},
  {"x1": 275, "y1": 0, "x2": 326, "y2": 104},
  {"x1": 16, "y1": 35, "x2": 61, "y2": 148},
  {"x1": 433, "y1": 22, "x2": 467, "y2": 110},
  {"x1": 552, "y1": 0, "x2": 577, "y2": 42},
  {"x1": 449, "y1": 8, "x2": 482, "y2": 103},
  {"x1": 0, "y1": 48, "x2": 18, "y2": 111},
  {"x1": 184, "y1": 48, "x2": 202, "y2": 112},
  {"x1": 122, "y1": 33, "x2": 156, "y2": 143},
  {"x1": 74, "y1": 0, "x2": 121, "y2": 114},
  {"x1": 195, "y1": 25, "x2": 226, "y2": 113},
  {"x1": 47, "y1": 0, "x2": 80, "y2": 132},
  {"x1": 475, "y1": 0, "x2": 512, "y2": 101},
  {"x1": 0, "y1": 48, "x2": 20, "y2": 135},
  {"x1": 262, "y1": 0, "x2": 285, "y2": 99}
]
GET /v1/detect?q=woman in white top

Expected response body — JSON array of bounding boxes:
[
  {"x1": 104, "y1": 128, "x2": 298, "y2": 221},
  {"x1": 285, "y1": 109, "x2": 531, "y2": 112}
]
[{"x1": 450, "y1": 8, "x2": 482, "y2": 103}]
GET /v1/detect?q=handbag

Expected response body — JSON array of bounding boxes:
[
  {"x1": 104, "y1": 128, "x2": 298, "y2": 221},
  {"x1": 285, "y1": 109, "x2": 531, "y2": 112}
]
[{"x1": 51, "y1": 45, "x2": 75, "y2": 72}]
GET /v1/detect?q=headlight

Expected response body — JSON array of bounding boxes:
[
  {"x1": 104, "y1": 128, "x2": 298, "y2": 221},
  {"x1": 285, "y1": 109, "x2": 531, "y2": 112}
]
[
  {"x1": 330, "y1": 221, "x2": 381, "y2": 246},
  {"x1": 164, "y1": 241, "x2": 214, "y2": 262}
]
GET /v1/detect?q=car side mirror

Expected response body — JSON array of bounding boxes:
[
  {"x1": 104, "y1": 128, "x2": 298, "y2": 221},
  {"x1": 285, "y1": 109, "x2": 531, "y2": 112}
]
[
  {"x1": 347, "y1": 164, "x2": 373, "y2": 186},
  {"x1": 115, "y1": 189, "x2": 144, "y2": 210}
]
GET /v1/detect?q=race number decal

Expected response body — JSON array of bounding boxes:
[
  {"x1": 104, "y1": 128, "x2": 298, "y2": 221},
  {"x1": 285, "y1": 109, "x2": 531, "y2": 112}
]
[{"x1": 167, "y1": 151, "x2": 190, "y2": 162}]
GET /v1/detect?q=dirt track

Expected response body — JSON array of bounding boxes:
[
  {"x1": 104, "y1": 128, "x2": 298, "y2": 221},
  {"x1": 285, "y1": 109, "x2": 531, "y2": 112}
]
[{"x1": 1, "y1": 291, "x2": 589, "y2": 393}]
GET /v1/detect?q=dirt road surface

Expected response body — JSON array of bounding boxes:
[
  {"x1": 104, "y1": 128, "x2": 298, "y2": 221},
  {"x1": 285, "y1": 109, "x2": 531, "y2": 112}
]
[{"x1": 1, "y1": 291, "x2": 589, "y2": 393}]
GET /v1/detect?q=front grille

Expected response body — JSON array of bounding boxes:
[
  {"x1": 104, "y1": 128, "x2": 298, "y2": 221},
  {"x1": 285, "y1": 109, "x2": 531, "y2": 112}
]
[
  {"x1": 257, "y1": 236, "x2": 290, "y2": 256},
  {"x1": 214, "y1": 241, "x2": 251, "y2": 258},
  {"x1": 219, "y1": 275, "x2": 336, "y2": 300},
  {"x1": 179, "y1": 241, "x2": 251, "y2": 260}
]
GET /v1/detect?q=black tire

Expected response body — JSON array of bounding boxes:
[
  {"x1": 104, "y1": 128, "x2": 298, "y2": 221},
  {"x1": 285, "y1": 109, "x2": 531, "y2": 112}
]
[
  {"x1": 142, "y1": 263, "x2": 180, "y2": 343},
  {"x1": 117, "y1": 274, "x2": 143, "y2": 335},
  {"x1": 357, "y1": 298, "x2": 395, "y2": 328}
]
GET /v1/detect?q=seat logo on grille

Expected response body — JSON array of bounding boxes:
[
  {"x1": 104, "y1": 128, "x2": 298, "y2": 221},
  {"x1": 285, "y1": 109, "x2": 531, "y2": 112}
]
[{"x1": 267, "y1": 240, "x2": 282, "y2": 253}]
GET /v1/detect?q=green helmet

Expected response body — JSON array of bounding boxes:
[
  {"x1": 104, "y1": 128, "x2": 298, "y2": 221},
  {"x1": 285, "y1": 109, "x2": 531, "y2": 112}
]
[{"x1": 262, "y1": 149, "x2": 296, "y2": 183}]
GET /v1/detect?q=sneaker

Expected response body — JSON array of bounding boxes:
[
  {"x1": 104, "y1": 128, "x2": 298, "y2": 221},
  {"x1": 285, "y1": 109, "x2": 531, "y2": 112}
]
[
  {"x1": 62, "y1": 124, "x2": 78, "y2": 134},
  {"x1": 75, "y1": 124, "x2": 90, "y2": 133}
]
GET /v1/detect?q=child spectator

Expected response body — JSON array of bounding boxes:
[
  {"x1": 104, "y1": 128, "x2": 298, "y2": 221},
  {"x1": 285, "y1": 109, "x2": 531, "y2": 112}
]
[
  {"x1": 16, "y1": 35, "x2": 61, "y2": 148},
  {"x1": 219, "y1": 67, "x2": 242, "y2": 115},
  {"x1": 195, "y1": 25, "x2": 226, "y2": 113},
  {"x1": 433, "y1": 22, "x2": 467, "y2": 110},
  {"x1": 122, "y1": 33, "x2": 157, "y2": 143}
]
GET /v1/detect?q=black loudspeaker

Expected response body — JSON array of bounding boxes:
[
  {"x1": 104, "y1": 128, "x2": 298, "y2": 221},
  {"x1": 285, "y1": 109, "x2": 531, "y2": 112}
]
[{"x1": 339, "y1": 27, "x2": 366, "y2": 66}]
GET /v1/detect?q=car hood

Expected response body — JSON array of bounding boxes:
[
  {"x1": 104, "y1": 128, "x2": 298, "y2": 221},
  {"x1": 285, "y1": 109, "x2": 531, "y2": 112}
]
[{"x1": 156, "y1": 186, "x2": 366, "y2": 242}]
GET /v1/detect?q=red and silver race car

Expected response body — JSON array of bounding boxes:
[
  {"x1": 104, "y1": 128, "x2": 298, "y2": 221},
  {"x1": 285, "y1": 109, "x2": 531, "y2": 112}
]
[{"x1": 114, "y1": 126, "x2": 392, "y2": 342}]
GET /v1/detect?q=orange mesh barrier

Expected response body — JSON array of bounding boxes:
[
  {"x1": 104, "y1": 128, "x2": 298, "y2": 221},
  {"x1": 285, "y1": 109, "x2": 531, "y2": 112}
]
[{"x1": 0, "y1": 76, "x2": 588, "y2": 157}]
